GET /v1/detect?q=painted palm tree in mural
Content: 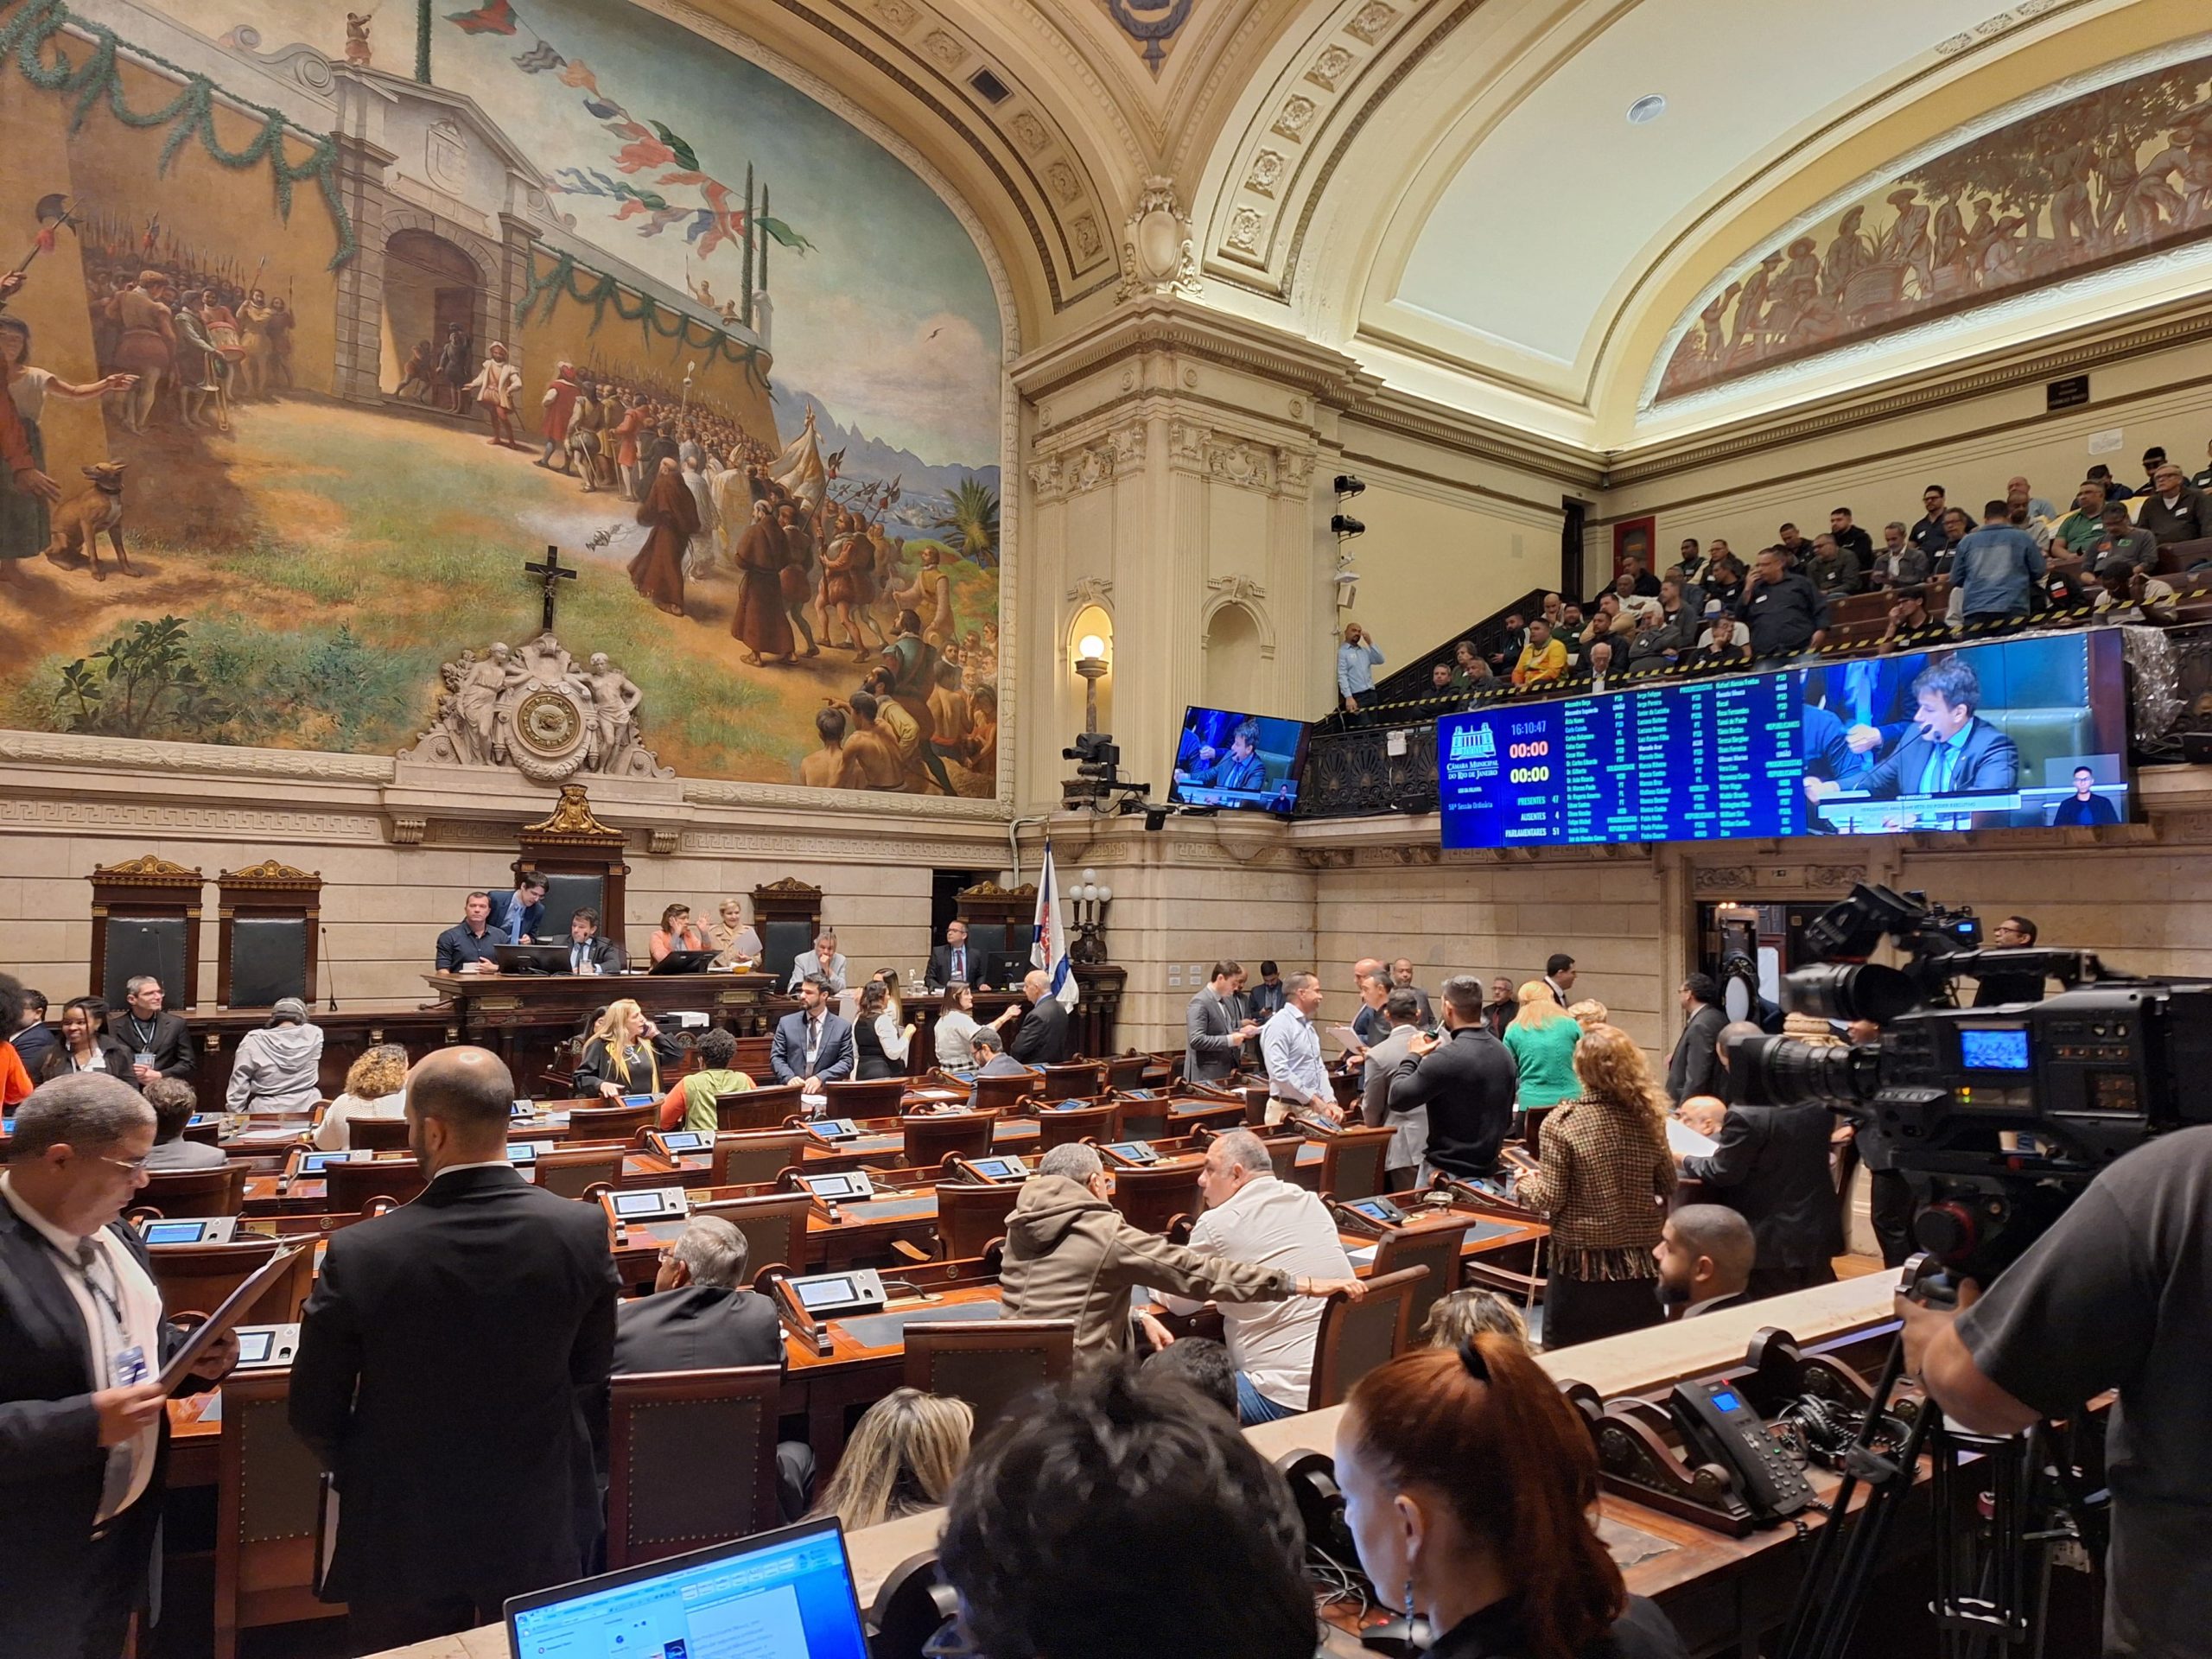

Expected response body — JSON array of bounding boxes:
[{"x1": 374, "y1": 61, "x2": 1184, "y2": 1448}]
[{"x1": 932, "y1": 476, "x2": 1000, "y2": 568}]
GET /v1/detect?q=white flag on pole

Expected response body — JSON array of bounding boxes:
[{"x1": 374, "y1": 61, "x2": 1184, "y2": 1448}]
[{"x1": 1031, "y1": 839, "x2": 1078, "y2": 1010}]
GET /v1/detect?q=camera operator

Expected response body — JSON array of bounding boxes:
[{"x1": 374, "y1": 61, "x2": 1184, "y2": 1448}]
[{"x1": 1897, "y1": 1126, "x2": 2212, "y2": 1656}]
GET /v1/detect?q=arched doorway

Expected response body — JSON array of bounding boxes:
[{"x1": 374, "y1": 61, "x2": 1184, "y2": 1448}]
[{"x1": 380, "y1": 228, "x2": 485, "y2": 399}]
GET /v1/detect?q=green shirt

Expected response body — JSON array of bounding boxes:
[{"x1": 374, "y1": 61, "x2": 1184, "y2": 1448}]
[
  {"x1": 1503, "y1": 1018, "x2": 1582, "y2": 1109},
  {"x1": 679, "y1": 1067, "x2": 754, "y2": 1134},
  {"x1": 2056, "y1": 511, "x2": 2106, "y2": 556}
]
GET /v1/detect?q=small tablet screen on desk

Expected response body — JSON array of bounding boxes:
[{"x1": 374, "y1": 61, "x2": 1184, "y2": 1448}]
[
  {"x1": 507, "y1": 1141, "x2": 552, "y2": 1165},
  {"x1": 296, "y1": 1151, "x2": 358, "y2": 1174},
  {"x1": 657, "y1": 1131, "x2": 712, "y2": 1153},
  {"x1": 234, "y1": 1328, "x2": 276, "y2": 1366},
  {"x1": 967, "y1": 1157, "x2": 1027, "y2": 1181},
  {"x1": 1104, "y1": 1141, "x2": 1158, "y2": 1165},
  {"x1": 511, "y1": 1099, "x2": 534, "y2": 1118},
  {"x1": 612, "y1": 1192, "x2": 675, "y2": 1218},
  {"x1": 621, "y1": 1094, "x2": 655, "y2": 1109},
  {"x1": 796, "y1": 1274, "x2": 859, "y2": 1311},
  {"x1": 804, "y1": 1173, "x2": 870, "y2": 1202},
  {"x1": 143, "y1": 1220, "x2": 210, "y2": 1245},
  {"x1": 807, "y1": 1119, "x2": 861, "y2": 1141}
]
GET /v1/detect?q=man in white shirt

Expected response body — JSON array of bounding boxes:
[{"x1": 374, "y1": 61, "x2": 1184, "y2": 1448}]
[
  {"x1": 1151, "y1": 1130, "x2": 1353, "y2": 1424},
  {"x1": 785, "y1": 929, "x2": 849, "y2": 993},
  {"x1": 1259, "y1": 972, "x2": 1339, "y2": 1125}
]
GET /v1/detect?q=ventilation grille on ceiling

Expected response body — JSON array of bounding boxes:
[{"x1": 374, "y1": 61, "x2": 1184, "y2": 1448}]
[{"x1": 970, "y1": 68, "x2": 1010, "y2": 104}]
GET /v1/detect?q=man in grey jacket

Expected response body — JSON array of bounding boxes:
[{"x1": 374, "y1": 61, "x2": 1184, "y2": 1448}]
[
  {"x1": 224, "y1": 998, "x2": 325, "y2": 1115},
  {"x1": 1184, "y1": 961, "x2": 1259, "y2": 1084},
  {"x1": 1359, "y1": 988, "x2": 1427, "y2": 1192},
  {"x1": 1665, "y1": 974, "x2": 1728, "y2": 1105},
  {"x1": 1000, "y1": 1143, "x2": 1363, "y2": 1363}
]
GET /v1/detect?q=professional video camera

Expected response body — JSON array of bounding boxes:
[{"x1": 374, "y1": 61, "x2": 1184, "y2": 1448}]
[{"x1": 1728, "y1": 882, "x2": 2212, "y2": 1285}]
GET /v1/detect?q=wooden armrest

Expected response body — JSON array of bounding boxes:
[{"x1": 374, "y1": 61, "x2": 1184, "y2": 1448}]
[{"x1": 890, "y1": 1238, "x2": 931, "y2": 1264}]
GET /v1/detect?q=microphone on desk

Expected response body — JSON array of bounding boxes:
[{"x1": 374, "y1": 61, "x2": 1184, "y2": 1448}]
[{"x1": 322, "y1": 925, "x2": 339, "y2": 1012}]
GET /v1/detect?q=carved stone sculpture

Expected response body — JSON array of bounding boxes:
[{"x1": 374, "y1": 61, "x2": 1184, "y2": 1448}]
[{"x1": 399, "y1": 632, "x2": 672, "y2": 784}]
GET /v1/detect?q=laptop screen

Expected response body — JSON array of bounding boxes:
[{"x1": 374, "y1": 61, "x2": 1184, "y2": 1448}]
[{"x1": 507, "y1": 1519, "x2": 868, "y2": 1658}]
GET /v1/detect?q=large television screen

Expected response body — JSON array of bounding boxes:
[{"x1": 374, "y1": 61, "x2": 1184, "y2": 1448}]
[
  {"x1": 1168, "y1": 706, "x2": 1313, "y2": 814},
  {"x1": 1438, "y1": 632, "x2": 2129, "y2": 849}
]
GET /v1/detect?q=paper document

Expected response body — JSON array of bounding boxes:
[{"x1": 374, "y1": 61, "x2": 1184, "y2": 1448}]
[
  {"x1": 1328, "y1": 1025, "x2": 1363, "y2": 1051},
  {"x1": 1666, "y1": 1117, "x2": 1718, "y2": 1159},
  {"x1": 157, "y1": 1243, "x2": 309, "y2": 1392}
]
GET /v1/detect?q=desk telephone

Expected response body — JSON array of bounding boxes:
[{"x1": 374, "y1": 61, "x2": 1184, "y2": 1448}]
[
  {"x1": 804, "y1": 1118, "x2": 861, "y2": 1142},
  {"x1": 786, "y1": 1268, "x2": 890, "y2": 1320},
  {"x1": 647, "y1": 1129, "x2": 714, "y2": 1158},
  {"x1": 798, "y1": 1170, "x2": 873, "y2": 1222},
  {"x1": 1100, "y1": 1140, "x2": 1159, "y2": 1166},
  {"x1": 1669, "y1": 1377, "x2": 1813, "y2": 1522},
  {"x1": 138, "y1": 1217, "x2": 241, "y2": 1244},
  {"x1": 1333, "y1": 1195, "x2": 1408, "y2": 1236}
]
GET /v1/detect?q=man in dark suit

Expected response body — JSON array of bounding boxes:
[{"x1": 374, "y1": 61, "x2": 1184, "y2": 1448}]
[
  {"x1": 768, "y1": 975, "x2": 855, "y2": 1096},
  {"x1": 1, "y1": 1073, "x2": 239, "y2": 1658},
  {"x1": 289, "y1": 1046, "x2": 619, "y2": 1652},
  {"x1": 10, "y1": 986, "x2": 56, "y2": 1076},
  {"x1": 1007, "y1": 969, "x2": 1072, "y2": 1067},
  {"x1": 561, "y1": 906, "x2": 626, "y2": 975},
  {"x1": 1184, "y1": 961, "x2": 1258, "y2": 1084},
  {"x1": 1678, "y1": 1023, "x2": 1842, "y2": 1301},
  {"x1": 485, "y1": 874, "x2": 548, "y2": 945},
  {"x1": 1382, "y1": 976, "x2": 1519, "y2": 1181},
  {"x1": 1665, "y1": 974, "x2": 1728, "y2": 1104},
  {"x1": 1654, "y1": 1204, "x2": 1756, "y2": 1321},
  {"x1": 612, "y1": 1214, "x2": 813, "y2": 1518},
  {"x1": 925, "y1": 918, "x2": 982, "y2": 991},
  {"x1": 107, "y1": 975, "x2": 193, "y2": 1089},
  {"x1": 1847, "y1": 655, "x2": 2018, "y2": 804}
]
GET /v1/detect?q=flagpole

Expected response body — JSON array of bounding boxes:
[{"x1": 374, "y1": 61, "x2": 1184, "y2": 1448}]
[{"x1": 416, "y1": 0, "x2": 433, "y2": 83}]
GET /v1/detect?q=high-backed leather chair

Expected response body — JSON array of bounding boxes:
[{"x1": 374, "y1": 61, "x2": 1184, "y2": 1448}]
[
  {"x1": 564, "y1": 1100, "x2": 655, "y2": 1146},
  {"x1": 823, "y1": 1077, "x2": 909, "y2": 1119},
  {"x1": 1306, "y1": 1264, "x2": 1427, "y2": 1410},
  {"x1": 721, "y1": 1081, "x2": 805, "y2": 1131},
  {"x1": 1105, "y1": 1054, "x2": 1150, "y2": 1092},
  {"x1": 606, "y1": 1366, "x2": 783, "y2": 1567},
  {"x1": 902, "y1": 1319, "x2": 1075, "y2": 1438},
  {"x1": 902, "y1": 1110, "x2": 995, "y2": 1169},
  {"x1": 1039, "y1": 1060, "x2": 1103, "y2": 1100},
  {"x1": 971, "y1": 1071, "x2": 1040, "y2": 1111},
  {"x1": 533, "y1": 1145, "x2": 625, "y2": 1200},
  {"x1": 213, "y1": 1370, "x2": 346, "y2": 1659},
  {"x1": 346, "y1": 1115, "x2": 411, "y2": 1154},
  {"x1": 1108, "y1": 1160, "x2": 1203, "y2": 1235},
  {"x1": 931, "y1": 1179, "x2": 1023, "y2": 1260},
  {"x1": 1316, "y1": 1125, "x2": 1396, "y2": 1202},
  {"x1": 708, "y1": 1128, "x2": 811, "y2": 1188},
  {"x1": 1037, "y1": 1100, "x2": 1118, "y2": 1150},
  {"x1": 324, "y1": 1155, "x2": 429, "y2": 1214},
  {"x1": 690, "y1": 1191, "x2": 816, "y2": 1275},
  {"x1": 1370, "y1": 1219, "x2": 1471, "y2": 1337},
  {"x1": 132, "y1": 1162, "x2": 247, "y2": 1221},
  {"x1": 148, "y1": 1236, "x2": 313, "y2": 1324}
]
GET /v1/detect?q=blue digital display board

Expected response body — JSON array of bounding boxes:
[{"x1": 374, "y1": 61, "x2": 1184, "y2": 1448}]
[{"x1": 1438, "y1": 632, "x2": 2129, "y2": 849}]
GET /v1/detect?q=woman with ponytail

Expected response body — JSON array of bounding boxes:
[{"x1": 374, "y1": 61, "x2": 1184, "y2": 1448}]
[{"x1": 1334, "y1": 1335, "x2": 1690, "y2": 1659}]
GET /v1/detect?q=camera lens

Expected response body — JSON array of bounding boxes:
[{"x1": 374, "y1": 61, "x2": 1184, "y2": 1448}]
[
  {"x1": 1785, "y1": 962, "x2": 1918, "y2": 1025},
  {"x1": 1726, "y1": 1034, "x2": 1866, "y2": 1107}
]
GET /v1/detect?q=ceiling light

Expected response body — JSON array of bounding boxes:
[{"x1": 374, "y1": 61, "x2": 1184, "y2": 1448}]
[{"x1": 1627, "y1": 94, "x2": 1667, "y2": 125}]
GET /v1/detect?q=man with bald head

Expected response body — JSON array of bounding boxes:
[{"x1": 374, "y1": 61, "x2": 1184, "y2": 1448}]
[
  {"x1": 289, "y1": 1046, "x2": 620, "y2": 1650},
  {"x1": 1006, "y1": 968, "x2": 1071, "y2": 1066}
]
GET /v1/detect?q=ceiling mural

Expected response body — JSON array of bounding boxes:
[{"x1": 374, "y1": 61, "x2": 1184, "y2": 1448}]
[{"x1": 1654, "y1": 47, "x2": 2212, "y2": 404}]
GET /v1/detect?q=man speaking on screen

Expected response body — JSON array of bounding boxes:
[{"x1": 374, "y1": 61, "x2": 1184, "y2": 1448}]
[{"x1": 1805, "y1": 656, "x2": 2017, "y2": 830}]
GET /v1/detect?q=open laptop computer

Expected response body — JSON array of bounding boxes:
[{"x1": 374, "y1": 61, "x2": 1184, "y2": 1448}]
[{"x1": 505, "y1": 1517, "x2": 870, "y2": 1658}]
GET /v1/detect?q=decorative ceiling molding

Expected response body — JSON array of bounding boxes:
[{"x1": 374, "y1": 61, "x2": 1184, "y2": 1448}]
[{"x1": 1011, "y1": 294, "x2": 1376, "y2": 406}]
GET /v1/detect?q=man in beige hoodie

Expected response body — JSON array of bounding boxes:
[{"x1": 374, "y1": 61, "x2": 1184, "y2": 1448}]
[{"x1": 1001, "y1": 1142, "x2": 1363, "y2": 1363}]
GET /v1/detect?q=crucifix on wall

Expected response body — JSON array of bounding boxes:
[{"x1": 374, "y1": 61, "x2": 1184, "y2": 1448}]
[{"x1": 524, "y1": 544, "x2": 577, "y2": 633}]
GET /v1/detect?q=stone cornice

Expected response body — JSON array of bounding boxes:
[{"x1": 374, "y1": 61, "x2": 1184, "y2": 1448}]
[
  {"x1": 1011, "y1": 295, "x2": 1377, "y2": 405},
  {"x1": 1341, "y1": 380, "x2": 1606, "y2": 492}
]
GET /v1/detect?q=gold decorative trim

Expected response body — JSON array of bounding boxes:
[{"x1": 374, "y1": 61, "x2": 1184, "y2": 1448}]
[
  {"x1": 89, "y1": 854, "x2": 204, "y2": 887},
  {"x1": 521, "y1": 784, "x2": 626, "y2": 845},
  {"x1": 218, "y1": 859, "x2": 323, "y2": 891}
]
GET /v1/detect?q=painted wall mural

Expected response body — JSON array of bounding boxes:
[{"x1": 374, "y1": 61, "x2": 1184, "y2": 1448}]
[
  {"x1": 0, "y1": 0, "x2": 1003, "y2": 796},
  {"x1": 1656, "y1": 50, "x2": 2212, "y2": 403}
]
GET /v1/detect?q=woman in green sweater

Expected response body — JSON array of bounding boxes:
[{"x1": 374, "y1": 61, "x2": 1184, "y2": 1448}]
[
  {"x1": 664, "y1": 1025, "x2": 755, "y2": 1134},
  {"x1": 1502, "y1": 980, "x2": 1581, "y2": 1109}
]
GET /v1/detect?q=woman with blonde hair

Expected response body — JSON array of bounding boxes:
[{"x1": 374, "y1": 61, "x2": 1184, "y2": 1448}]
[
  {"x1": 1504, "y1": 1024, "x2": 1676, "y2": 1348},
  {"x1": 806, "y1": 1388, "x2": 973, "y2": 1531},
  {"x1": 1565, "y1": 998, "x2": 1609, "y2": 1032},
  {"x1": 574, "y1": 998, "x2": 664, "y2": 1097},
  {"x1": 1503, "y1": 981, "x2": 1581, "y2": 1110},
  {"x1": 705, "y1": 897, "x2": 762, "y2": 968},
  {"x1": 315, "y1": 1042, "x2": 410, "y2": 1149}
]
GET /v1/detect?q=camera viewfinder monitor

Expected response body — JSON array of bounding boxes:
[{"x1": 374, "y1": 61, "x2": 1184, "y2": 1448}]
[{"x1": 1169, "y1": 705, "x2": 1312, "y2": 815}]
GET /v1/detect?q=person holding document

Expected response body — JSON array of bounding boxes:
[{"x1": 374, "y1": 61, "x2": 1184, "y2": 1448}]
[{"x1": 0, "y1": 1073, "x2": 240, "y2": 1658}]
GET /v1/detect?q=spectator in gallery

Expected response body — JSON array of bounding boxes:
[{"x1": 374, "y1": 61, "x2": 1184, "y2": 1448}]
[
  {"x1": 2005, "y1": 476, "x2": 2056, "y2": 549},
  {"x1": 1481, "y1": 622, "x2": 1523, "y2": 677},
  {"x1": 2135, "y1": 461, "x2": 2212, "y2": 548},
  {"x1": 1622, "y1": 607, "x2": 1671, "y2": 673},
  {"x1": 1451, "y1": 639, "x2": 1494, "y2": 693},
  {"x1": 1775, "y1": 523, "x2": 1817, "y2": 568},
  {"x1": 1429, "y1": 660, "x2": 1460, "y2": 702},
  {"x1": 1868, "y1": 521, "x2": 1929, "y2": 589},
  {"x1": 1511, "y1": 619, "x2": 1567, "y2": 686},
  {"x1": 1666, "y1": 537, "x2": 1706, "y2": 588},
  {"x1": 2055, "y1": 480, "x2": 2111, "y2": 560},
  {"x1": 1618, "y1": 556, "x2": 1662, "y2": 599},
  {"x1": 2085, "y1": 461, "x2": 2132, "y2": 502},
  {"x1": 648, "y1": 902, "x2": 710, "y2": 963},
  {"x1": 315, "y1": 1043, "x2": 411, "y2": 1150},
  {"x1": 808, "y1": 1389, "x2": 973, "y2": 1534},
  {"x1": 1907, "y1": 484, "x2": 1951, "y2": 557},
  {"x1": 38, "y1": 995, "x2": 137, "y2": 1084},
  {"x1": 1930, "y1": 506, "x2": 1974, "y2": 575},
  {"x1": 224, "y1": 999, "x2": 325, "y2": 1116},
  {"x1": 1803, "y1": 532, "x2": 1864, "y2": 595},
  {"x1": 1736, "y1": 546, "x2": 1829, "y2": 659},
  {"x1": 1585, "y1": 639, "x2": 1617, "y2": 691},
  {"x1": 1878, "y1": 584, "x2": 1950, "y2": 652},
  {"x1": 2192, "y1": 438, "x2": 2212, "y2": 492},
  {"x1": 1701, "y1": 549, "x2": 1745, "y2": 612},
  {"x1": 2092, "y1": 563, "x2": 2177, "y2": 621},
  {"x1": 2091, "y1": 501, "x2": 2159, "y2": 575},
  {"x1": 1827, "y1": 507, "x2": 1874, "y2": 570},
  {"x1": 2049, "y1": 766, "x2": 2120, "y2": 827},
  {"x1": 142, "y1": 1077, "x2": 226, "y2": 1171},
  {"x1": 1555, "y1": 604, "x2": 1586, "y2": 661},
  {"x1": 1337, "y1": 620, "x2": 1384, "y2": 716},
  {"x1": 1503, "y1": 981, "x2": 1583, "y2": 1112},
  {"x1": 2140, "y1": 446, "x2": 2168, "y2": 493},
  {"x1": 1949, "y1": 499, "x2": 2044, "y2": 623},
  {"x1": 1694, "y1": 608, "x2": 1751, "y2": 669}
]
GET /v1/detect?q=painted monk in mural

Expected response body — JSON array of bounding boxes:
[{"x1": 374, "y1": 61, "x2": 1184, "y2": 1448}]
[
  {"x1": 731, "y1": 498, "x2": 794, "y2": 664},
  {"x1": 629, "y1": 455, "x2": 697, "y2": 617}
]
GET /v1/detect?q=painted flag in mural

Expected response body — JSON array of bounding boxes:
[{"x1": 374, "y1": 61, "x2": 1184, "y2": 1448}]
[
  {"x1": 447, "y1": 1, "x2": 518, "y2": 35},
  {"x1": 513, "y1": 41, "x2": 564, "y2": 72},
  {"x1": 1031, "y1": 842, "x2": 1078, "y2": 1011}
]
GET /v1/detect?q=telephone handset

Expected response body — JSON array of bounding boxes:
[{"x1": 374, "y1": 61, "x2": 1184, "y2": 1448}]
[{"x1": 1669, "y1": 1378, "x2": 1812, "y2": 1522}]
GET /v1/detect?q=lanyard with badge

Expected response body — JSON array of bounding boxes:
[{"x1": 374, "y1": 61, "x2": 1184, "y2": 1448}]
[
  {"x1": 54, "y1": 1232, "x2": 145, "y2": 1388},
  {"x1": 127, "y1": 1014, "x2": 158, "y2": 1076}
]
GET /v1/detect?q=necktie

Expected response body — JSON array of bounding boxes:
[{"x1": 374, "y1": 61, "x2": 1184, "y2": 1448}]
[
  {"x1": 953, "y1": 947, "x2": 964, "y2": 980},
  {"x1": 573, "y1": 944, "x2": 584, "y2": 973}
]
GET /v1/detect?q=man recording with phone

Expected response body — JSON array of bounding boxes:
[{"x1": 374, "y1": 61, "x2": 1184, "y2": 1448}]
[{"x1": 1897, "y1": 1126, "x2": 2212, "y2": 1656}]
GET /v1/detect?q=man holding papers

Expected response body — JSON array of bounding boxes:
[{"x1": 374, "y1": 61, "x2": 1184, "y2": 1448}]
[{"x1": 0, "y1": 1073, "x2": 240, "y2": 1658}]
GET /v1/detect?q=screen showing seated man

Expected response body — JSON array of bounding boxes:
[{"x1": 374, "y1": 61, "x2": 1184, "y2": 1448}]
[
  {"x1": 1802, "y1": 633, "x2": 2128, "y2": 834},
  {"x1": 1167, "y1": 705, "x2": 1311, "y2": 812}
]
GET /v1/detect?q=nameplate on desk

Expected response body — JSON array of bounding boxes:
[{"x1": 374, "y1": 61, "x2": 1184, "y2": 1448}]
[{"x1": 138, "y1": 1217, "x2": 240, "y2": 1245}]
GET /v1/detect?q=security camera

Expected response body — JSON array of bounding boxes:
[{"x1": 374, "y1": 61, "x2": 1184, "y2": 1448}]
[
  {"x1": 1333, "y1": 474, "x2": 1365, "y2": 498},
  {"x1": 1330, "y1": 513, "x2": 1365, "y2": 537}
]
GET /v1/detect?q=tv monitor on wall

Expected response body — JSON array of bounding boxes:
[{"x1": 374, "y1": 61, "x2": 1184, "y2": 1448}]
[
  {"x1": 1436, "y1": 632, "x2": 2130, "y2": 849},
  {"x1": 1168, "y1": 706, "x2": 1313, "y2": 815}
]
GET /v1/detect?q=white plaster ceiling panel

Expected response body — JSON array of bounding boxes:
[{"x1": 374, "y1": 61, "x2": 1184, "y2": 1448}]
[{"x1": 1390, "y1": 0, "x2": 2007, "y2": 365}]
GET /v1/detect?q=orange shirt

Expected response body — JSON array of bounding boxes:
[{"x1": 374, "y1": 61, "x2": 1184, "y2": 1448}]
[{"x1": 0, "y1": 1041, "x2": 32, "y2": 1107}]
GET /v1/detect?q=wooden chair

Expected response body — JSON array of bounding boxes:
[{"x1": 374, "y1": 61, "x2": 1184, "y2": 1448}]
[
  {"x1": 902, "y1": 1110, "x2": 996, "y2": 1169},
  {"x1": 929, "y1": 1179, "x2": 1024, "y2": 1261},
  {"x1": 564, "y1": 1100, "x2": 655, "y2": 1146},
  {"x1": 871, "y1": 1548, "x2": 957, "y2": 1659},
  {"x1": 1116, "y1": 1094, "x2": 1169, "y2": 1139},
  {"x1": 971, "y1": 1070, "x2": 1041, "y2": 1111},
  {"x1": 1370, "y1": 1219, "x2": 1471, "y2": 1336},
  {"x1": 1260, "y1": 1133, "x2": 1303, "y2": 1185},
  {"x1": 534, "y1": 1145, "x2": 625, "y2": 1199},
  {"x1": 1037, "y1": 1100, "x2": 1119, "y2": 1150},
  {"x1": 213, "y1": 1370, "x2": 346, "y2": 1659},
  {"x1": 1306, "y1": 1264, "x2": 1427, "y2": 1410},
  {"x1": 1105, "y1": 1054, "x2": 1150, "y2": 1092},
  {"x1": 132, "y1": 1162, "x2": 247, "y2": 1220},
  {"x1": 823, "y1": 1077, "x2": 909, "y2": 1118},
  {"x1": 1316, "y1": 1125, "x2": 1396, "y2": 1202},
  {"x1": 149, "y1": 1237, "x2": 314, "y2": 1324},
  {"x1": 324, "y1": 1155, "x2": 429, "y2": 1214},
  {"x1": 903, "y1": 1319, "x2": 1075, "y2": 1438},
  {"x1": 690, "y1": 1191, "x2": 816, "y2": 1275},
  {"x1": 346, "y1": 1115, "x2": 412, "y2": 1154},
  {"x1": 708, "y1": 1128, "x2": 811, "y2": 1187},
  {"x1": 1109, "y1": 1161, "x2": 1204, "y2": 1235},
  {"x1": 1040, "y1": 1060, "x2": 1103, "y2": 1099},
  {"x1": 606, "y1": 1366, "x2": 783, "y2": 1568},
  {"x1": 720, "y1": 1081, "x2": 805, "y2": 1131}
]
